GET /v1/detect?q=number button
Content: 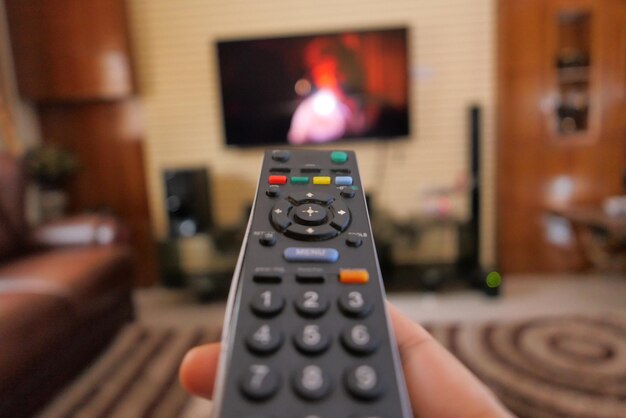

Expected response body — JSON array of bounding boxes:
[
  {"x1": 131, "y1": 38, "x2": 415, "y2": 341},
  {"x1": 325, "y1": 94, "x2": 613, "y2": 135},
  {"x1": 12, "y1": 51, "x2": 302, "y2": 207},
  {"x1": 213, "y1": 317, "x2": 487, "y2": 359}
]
[
  {"x1": 345, "y1": 364, "x2": 385, "y2": 400},
  {"x1": 240, "y1": 364, "x2": 280, "y2": 401},
  {"x1": 251, "y1": 290, "x2": 285, "y2": 317},
  {"x1": 338, "y1": 291, "x2": 373, "y2": 318},
  {"x1": 295, "y1": 290, "x2": 329, "y2": 317},
  {"x1": 341, "y1": 324, "x2": 379, "y2": 355},
  {"x1": 246, "y1": 324, "x2": 283, "y2": 355},
  {"x1": 293, "y1": 324, "x2": 330, "y2": 355},
  {"x1": 292, "y1": 365, "x2": 331, "y2": 400}
]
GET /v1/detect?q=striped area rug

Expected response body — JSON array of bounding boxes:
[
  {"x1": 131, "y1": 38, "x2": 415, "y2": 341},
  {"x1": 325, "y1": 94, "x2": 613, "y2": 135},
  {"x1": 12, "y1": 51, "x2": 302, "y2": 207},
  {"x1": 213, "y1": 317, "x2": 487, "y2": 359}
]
[{"x1": 37, "y1": 315, "x2": 626, "y2": 418}]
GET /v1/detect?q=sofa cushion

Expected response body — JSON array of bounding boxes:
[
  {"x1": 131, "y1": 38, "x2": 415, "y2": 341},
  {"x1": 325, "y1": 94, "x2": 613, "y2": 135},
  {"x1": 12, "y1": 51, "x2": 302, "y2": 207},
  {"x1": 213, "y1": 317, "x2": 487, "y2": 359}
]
[
  {"x1": 0, "y1": 293, "x2": 75, "y2": 390},
  {"x1": 0, "y1": 246, "x2": 133, "y2": 316}
]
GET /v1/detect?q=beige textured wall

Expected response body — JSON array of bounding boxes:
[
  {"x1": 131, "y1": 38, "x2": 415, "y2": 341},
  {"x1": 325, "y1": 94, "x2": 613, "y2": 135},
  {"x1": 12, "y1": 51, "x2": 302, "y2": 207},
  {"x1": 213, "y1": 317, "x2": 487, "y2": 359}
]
[{"x1": 127, "y1": 0, "x2": 496, "y2": 266}]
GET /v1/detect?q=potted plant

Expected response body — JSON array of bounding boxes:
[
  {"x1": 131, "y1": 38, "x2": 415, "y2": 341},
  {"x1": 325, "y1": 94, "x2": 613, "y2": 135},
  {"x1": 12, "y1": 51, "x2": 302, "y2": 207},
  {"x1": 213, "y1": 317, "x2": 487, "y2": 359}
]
[{"x1": 24, "y1": 144, "x2": 78, "y2": 220}]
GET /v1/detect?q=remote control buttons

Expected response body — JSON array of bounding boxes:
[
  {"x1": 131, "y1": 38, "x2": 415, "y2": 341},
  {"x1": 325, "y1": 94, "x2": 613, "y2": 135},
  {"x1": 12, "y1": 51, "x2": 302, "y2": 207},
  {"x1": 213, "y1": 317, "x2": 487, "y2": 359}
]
[
  {"x1": 340, "y1": 187, "x2": 356, "y2": 198},
  {"x1": 266, "y1": 186, "x2": 281, "y2": 198},
  {"x1": 246, "y1": 324, "x2": 283, "y2": 355},
  {"x1": 285, "y1": 224, "x2": 339, "y2": 241},
  {"x1": 283, "y1": 247, "x2": 339, "y2": 263},
  {"x1": 295, "y1": 270, "x2": 325, "y2": 283},
  {"x1": 288, "y1": 191, "x2": 334, "y2": 206},
  {"x1": 251, "y1": 290, "x2": 285, "y2": 317},
  {"x1": 252, "y1": 271, "x2": 282, "y2": 283},
  {"x1": 329, "y1": 201, "x2": 350, "y2": 231},
  {"x1": 295, "y1": 290, "x2": 328, "y2": 317},
  {"x1": 341, "y1": 324, "x2": 379, "y2": 355},
  {"x1": 293, "y1": 324, "x2": 330, "y2": 355},
  {"x1": 259, "y1": 232, "x2": 277, "y2": 247},
  {"x1": 346, "y1": 236, "x2": 363, "y2": 248},
  {"x1": 330, "y1": 151, "x2": 348, "y2": 164},
  {"x1": 345, "y1": 365, "x2": 385, "y2": 400},
  {"x1": 312, "y1": 176, "x2": 331, "y2": 185},
  {"x1": 240, "y1": 364, "x2": 281, "y2": 400},
  {"x1": 300, "y1": 166, "x2": 321, "y2": 173},
  {"x1": 339, "y1": 269, "x2": 370, "y2": 284},
  {"x1": 269, "y1": 167, "x2": 291, "y2": 173},
  {"x1": 268, "y1": 175, "x2": 287, "y2": 185},
  {"x1": 271, "y1": 150, "x2": 291, "y2": 162},
  {"x1": 294, "y1": 204, "x2": 328, "y2": 226},
  {"x1": 335, "y1": 176, "x2": 353, "y2": 186},
  {"x1": 291, "y1": 176, "x2": 310, "y2": 184},
  {"x1": 270, "y1": 201, "x2": 292, "y2": 231},
  {"x1": 339, "y1": 291, "x2": 373, "y2": 318},
  {"x1": 292, "y1": 365, "x2": 331, "y2": 400}
]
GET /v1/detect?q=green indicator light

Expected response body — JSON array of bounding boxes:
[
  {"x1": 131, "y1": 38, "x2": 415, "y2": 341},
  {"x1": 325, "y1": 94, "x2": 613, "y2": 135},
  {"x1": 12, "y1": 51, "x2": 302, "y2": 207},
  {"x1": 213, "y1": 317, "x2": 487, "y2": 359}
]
[
  {"x1": 351, "y1": 185, "x2": 360, "y2": 190},
  {"x1": 486, "y1": 271, "x2": 502, "y2": 288}
]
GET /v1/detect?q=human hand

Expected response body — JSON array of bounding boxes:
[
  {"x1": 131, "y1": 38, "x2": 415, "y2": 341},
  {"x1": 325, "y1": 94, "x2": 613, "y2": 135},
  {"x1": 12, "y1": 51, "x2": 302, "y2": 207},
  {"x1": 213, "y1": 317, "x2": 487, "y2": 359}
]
[{"x1": 179, "y1": 303, "x2": 514, "y2": 418}]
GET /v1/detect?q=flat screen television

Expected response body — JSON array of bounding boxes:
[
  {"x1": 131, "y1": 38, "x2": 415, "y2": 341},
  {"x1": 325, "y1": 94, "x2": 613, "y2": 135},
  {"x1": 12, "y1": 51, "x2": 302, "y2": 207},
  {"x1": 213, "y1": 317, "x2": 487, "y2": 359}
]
[{"x1": 216, "y1": 27, "x2": 411, "y2": 147}]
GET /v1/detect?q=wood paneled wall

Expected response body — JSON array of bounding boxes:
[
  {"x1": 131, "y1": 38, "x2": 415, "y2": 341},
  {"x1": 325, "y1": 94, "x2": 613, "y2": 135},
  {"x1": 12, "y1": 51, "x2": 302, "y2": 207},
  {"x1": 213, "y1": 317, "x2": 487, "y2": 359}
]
[
  {"x1": 5, "y1": 0, "x2": 157, "y2": 286},
  {"x1": 497, "y1": 0, "x2": 626, "y2": 273}
]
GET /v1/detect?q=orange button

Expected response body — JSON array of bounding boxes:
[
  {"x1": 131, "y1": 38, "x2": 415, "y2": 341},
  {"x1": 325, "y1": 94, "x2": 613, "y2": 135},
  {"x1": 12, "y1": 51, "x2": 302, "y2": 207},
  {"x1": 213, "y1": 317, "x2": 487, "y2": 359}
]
[
  {"x1": 339, "y1": 269, "x2": 369, "y2": 284},
  {"x1": 268, "y1": 175, "x2": 287, "y2": 185}
]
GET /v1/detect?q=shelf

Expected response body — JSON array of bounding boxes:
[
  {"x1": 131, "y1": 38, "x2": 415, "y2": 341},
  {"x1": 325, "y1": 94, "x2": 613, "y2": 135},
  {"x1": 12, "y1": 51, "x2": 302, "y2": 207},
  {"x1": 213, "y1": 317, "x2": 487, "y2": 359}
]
[{"x1": 557, "y1": 66, "x2": 590, "y2": 84}]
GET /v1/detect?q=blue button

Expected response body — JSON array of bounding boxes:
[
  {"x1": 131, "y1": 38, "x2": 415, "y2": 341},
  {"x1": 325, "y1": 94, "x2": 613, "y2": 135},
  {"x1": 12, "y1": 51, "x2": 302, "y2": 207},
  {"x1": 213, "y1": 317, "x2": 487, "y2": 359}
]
[
  {"x1": 335, "y1": 176, "x2": 353, "y2": 186},
  {"x1": 284, "y1": 247, "x2": 339, "y2": 263}
]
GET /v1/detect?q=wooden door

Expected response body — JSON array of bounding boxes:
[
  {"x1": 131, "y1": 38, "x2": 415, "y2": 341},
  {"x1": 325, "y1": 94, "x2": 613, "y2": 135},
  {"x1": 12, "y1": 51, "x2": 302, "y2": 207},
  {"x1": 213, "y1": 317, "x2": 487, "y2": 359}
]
[{"x1": 497, "y1": 0, "x2": 626, "y2": 273}]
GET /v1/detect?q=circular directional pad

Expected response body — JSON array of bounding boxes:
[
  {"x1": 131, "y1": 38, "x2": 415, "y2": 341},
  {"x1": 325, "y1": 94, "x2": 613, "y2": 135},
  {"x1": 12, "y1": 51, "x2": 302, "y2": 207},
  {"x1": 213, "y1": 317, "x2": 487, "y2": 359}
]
[
  {"x1": 294, "y1": 204, "x2": 327, "y2": 226},
  {"x1": 269, "y1": 190, "x2": 351, "y2": 241}
]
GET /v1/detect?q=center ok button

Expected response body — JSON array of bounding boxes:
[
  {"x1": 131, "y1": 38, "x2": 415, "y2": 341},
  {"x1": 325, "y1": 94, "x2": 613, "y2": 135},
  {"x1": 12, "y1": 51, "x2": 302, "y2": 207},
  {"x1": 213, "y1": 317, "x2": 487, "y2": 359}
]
[
  {"x1": 284, "y1": 247, "x2": 339, "y2": 263},
  {"x1": 294, "y1": 203, "x2": 327, "y2": 226}
]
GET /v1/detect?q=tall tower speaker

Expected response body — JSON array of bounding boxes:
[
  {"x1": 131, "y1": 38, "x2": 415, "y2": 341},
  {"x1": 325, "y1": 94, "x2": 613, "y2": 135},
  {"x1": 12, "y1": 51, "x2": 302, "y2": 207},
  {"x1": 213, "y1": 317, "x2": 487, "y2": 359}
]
[{"x1": 163, "y1": 168, "x2": 213, "y2": 238}]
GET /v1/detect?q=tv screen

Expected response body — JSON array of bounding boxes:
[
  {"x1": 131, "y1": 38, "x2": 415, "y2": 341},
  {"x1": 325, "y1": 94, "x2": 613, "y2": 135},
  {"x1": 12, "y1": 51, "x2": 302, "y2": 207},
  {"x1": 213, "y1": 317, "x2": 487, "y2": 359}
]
[{"x1": 216, "y1": 27, "x2": 410, "y2": 147}]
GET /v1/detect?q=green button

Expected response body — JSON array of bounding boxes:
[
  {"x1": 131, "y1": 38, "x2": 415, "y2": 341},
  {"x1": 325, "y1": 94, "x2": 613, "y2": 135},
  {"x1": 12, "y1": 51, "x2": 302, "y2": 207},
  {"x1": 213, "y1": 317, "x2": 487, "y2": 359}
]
[
  {"x1": 291, "y1": 176, "x2": 310, "y2": 184},
  {"x1": 330, "y1": 151, "x2": 348, "y2": 164}
]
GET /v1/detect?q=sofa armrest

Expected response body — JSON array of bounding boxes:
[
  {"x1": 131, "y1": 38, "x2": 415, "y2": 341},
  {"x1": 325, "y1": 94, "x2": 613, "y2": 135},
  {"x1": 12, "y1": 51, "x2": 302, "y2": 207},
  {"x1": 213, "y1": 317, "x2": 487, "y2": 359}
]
[{"x1": 30, "y1": 214, "x2": 128, "y2": 248}]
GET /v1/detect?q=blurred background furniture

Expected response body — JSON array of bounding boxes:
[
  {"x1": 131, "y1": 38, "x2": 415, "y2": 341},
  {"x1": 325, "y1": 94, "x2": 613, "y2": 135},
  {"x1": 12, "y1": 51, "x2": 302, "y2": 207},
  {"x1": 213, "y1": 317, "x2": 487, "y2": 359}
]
[
  {"x1": 551, "y1": 206, "x2": 626, "y2": 273},
  {"x1": 0, "y1": 151, "x2": 134, "y2": 418},
  {"x1": 4, "y1": 0, "x2": 157, "y2": 286}
]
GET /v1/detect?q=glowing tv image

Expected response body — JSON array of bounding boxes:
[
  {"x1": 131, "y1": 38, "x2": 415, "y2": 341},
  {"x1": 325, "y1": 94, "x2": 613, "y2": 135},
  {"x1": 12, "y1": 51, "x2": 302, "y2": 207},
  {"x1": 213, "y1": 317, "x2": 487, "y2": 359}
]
[{"x1": 216, "y1": 27, "x2": 410, "y2": 147}]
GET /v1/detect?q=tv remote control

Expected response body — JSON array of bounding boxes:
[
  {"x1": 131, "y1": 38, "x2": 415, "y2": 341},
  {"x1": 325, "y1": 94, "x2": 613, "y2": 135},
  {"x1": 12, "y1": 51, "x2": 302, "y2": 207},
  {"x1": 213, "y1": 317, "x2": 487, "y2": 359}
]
[{"x1": 211, "y1": 149, "x2": 413, "y2": 418}]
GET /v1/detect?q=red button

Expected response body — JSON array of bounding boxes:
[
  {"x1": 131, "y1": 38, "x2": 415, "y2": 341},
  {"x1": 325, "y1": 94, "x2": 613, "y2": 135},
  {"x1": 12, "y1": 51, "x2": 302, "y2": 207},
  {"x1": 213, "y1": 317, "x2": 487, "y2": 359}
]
[{"x1": 269, "y1": 175, "x2": 287, "y2": 185}]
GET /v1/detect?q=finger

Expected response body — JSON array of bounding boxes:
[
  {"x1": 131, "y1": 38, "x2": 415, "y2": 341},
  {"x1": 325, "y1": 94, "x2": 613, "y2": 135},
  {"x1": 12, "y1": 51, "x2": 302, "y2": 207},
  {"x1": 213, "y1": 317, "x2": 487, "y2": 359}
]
[
  {"x1": 179, "y1": 342, "x2": 221, "y2": 399},
  {"x1": 387, "y1": 304, "x2": 514, "y2": 418}
]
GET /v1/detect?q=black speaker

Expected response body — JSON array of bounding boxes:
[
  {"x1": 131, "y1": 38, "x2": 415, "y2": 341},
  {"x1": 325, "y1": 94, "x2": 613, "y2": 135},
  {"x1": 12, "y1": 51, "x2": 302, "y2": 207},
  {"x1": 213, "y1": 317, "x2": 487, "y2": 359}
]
[{"x1": 163, "y1": 168, "x2": 213, "y2": 237}]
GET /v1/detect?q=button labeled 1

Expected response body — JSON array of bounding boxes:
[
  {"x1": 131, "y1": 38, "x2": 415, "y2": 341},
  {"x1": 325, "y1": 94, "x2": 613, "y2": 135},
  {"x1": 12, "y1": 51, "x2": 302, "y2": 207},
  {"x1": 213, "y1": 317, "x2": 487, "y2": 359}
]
[{"x1": 251, "y1": 290, "x2": 285, "y2": 317}]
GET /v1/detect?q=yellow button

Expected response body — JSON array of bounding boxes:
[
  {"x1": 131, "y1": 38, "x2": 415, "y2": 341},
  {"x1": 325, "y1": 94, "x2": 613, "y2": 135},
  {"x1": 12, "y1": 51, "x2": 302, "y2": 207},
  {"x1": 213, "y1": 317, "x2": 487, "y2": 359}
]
[
  {"x1": 339, "y1": 269, "x2": 369, "y2": 284},
  {"x1": 313, "y1": 176, "x2": 331, "y2": 185}
]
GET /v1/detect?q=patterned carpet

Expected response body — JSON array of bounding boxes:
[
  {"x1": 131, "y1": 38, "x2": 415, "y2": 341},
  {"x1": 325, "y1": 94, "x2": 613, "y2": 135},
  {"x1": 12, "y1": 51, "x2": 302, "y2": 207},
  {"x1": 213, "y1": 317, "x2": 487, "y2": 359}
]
[{"x1": 36, "y1": 315, "x2": 626, "y2": 418}]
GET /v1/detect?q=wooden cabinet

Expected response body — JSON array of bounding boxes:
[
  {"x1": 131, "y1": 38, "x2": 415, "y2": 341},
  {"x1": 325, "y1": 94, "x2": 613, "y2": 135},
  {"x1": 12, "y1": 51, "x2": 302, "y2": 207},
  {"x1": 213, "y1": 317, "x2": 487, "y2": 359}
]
[
  {"x1": 5, "y1": 0, "x2": 157, "y2": 286},
  {"x1": 4, "y1": 0, "x2": 134, "y2": 101},
  {"x1": 497, "y1": 0, "x2": 626, "y2": 273}
]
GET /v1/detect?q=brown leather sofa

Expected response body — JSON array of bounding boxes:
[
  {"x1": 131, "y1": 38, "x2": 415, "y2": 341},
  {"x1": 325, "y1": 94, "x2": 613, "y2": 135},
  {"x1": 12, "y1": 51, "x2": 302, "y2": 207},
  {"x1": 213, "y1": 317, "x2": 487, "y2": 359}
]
[{"x1": 0, "y1": 152, "x2": 135, "y2": 418}]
